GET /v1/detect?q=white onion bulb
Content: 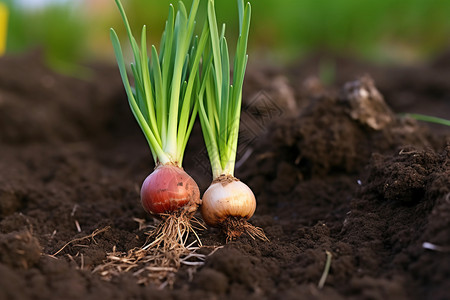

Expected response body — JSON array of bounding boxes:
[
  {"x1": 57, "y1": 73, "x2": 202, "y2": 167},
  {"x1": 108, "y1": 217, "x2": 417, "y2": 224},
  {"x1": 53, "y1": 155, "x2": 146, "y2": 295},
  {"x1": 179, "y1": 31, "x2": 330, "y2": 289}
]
[{"x1": 201, "y1": 180, "x2": 256, "y2": 227}]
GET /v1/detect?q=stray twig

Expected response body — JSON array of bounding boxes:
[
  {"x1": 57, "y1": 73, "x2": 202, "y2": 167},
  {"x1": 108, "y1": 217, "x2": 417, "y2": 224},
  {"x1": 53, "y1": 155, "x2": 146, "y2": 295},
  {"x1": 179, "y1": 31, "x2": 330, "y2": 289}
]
[
  {"x1": 52, "y1": 226, "x2": 110, "y2": 256},
  {"x1": 318, "y1": 250, "x2": 332, "y2": 289},
  {"x1": 399, "y1": 149, "x2": 418, "y2": 156},
  {"x1": 71, "y1": 204, "x2": 82, "y2": 233},
  {"x1": 66, "y1": 254, "x2": 77, "y2": 265},
  {"x1": 75, "y1": 220, "x2": 82, "y2": 233},
  {"x1": 80, "y1": 253, "x2": 84, "y2": 270}
]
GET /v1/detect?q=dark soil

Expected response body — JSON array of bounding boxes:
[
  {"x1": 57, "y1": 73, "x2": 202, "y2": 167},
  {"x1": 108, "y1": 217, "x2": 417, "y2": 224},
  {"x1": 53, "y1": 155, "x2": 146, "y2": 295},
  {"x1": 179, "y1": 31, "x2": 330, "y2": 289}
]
[{"x1": 0, "y1": 51, "x2": 449, "y2": 300}]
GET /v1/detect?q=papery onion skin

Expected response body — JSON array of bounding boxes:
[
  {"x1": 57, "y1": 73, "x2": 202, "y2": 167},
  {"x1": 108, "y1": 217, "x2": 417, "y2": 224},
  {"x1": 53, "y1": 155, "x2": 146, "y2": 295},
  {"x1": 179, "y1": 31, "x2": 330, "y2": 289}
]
[
  {"x1": 201, "y1": 179, "x2": 256, "y2": 227},
  {"x1": 141, "y1": 164, "x2": 200, "y2": 215}
]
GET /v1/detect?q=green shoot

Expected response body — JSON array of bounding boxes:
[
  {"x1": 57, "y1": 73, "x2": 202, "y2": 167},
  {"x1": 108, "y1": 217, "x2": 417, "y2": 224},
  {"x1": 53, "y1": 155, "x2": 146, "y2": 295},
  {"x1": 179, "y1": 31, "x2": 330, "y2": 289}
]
[
  {"x1": 318, "y1": 251, "x2": 332, "y2": 289},
  {"x1": 110, "y1": 0, "x2": 209, "y2": 167},
  {"x1": 404, "y1": 113, "x2": 450, "y2": 127},
  {"x1": 198, "y1": 0, "x2": 251, "y2": 179}
]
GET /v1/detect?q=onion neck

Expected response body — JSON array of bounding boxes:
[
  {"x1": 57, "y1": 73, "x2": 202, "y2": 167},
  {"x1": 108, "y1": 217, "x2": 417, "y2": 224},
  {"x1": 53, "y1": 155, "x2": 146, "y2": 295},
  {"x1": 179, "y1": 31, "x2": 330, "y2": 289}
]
[
  {"x1": 156, "y1": 152, "x2": 171, "y2": 165},
  {"x1": 156, "y1": 152, "x2": 182, "y2": 168},
  {"x1": 161, "y1": 137, "x2": 181, "y2": 167},
  {"x1": 212, "y1": 168, "x2": 234, "y2": 182},
  {"x1": 163, "y1": 141, "x2": 178, "y2": 164},
  {"x1": 223, "y1": 160, "x2": 235, "y2": 177},
  {"x1": 211, "y1": 173, "x2": 239, "y2": 184},
  {"x1": 155, "y1": 160, "x2": 182, "y2": 170}
]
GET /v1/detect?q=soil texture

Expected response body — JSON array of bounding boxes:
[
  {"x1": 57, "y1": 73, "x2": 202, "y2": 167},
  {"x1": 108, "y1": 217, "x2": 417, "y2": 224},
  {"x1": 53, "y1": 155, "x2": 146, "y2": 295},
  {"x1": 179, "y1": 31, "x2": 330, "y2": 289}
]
[{"x1": 0, "y1": 51, "x2": 449, "y2": 300}]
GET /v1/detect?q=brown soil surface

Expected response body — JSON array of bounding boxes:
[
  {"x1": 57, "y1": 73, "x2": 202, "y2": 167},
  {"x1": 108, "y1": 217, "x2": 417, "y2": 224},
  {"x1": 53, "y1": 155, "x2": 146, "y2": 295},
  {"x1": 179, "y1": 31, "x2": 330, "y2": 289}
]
[{"x1": 0, "y1": 51, "x2": 449, "y2": 300}]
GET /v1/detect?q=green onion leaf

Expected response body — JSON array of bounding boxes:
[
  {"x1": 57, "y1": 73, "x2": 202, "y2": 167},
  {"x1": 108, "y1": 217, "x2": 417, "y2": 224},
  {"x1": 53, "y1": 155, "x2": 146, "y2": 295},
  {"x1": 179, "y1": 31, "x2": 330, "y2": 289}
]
[
  {"x1": 198, "y1": 0, "x2": 251, "y2": 178},
  {"x1": 111, "y1": 0, "x2": 203, "y2": 167}
]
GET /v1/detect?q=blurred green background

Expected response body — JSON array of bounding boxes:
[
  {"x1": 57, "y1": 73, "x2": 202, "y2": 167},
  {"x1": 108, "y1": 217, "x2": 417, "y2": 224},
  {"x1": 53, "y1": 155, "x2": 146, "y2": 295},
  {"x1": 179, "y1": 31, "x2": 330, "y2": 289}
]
[{"x1": 2, "y1": 0, "x2": 450, "y2": 73}]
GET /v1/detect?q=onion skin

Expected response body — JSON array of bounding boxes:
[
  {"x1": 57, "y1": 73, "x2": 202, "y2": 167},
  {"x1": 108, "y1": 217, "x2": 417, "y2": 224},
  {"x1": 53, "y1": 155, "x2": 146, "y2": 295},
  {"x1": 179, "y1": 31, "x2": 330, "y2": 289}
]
[
  {"x1": 140, "y1": 164, "x2": 200, "y2": 215},
  {"x1": 201, "y1": 179, "x2": 256, "y2": 227}
]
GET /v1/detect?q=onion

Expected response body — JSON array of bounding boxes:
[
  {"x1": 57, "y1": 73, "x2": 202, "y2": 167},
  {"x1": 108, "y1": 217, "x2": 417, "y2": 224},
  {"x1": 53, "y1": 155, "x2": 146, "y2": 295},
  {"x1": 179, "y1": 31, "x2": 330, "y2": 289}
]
[
  {"x1": 201, "y1": 178, "x2": 255, "y2": 226},
  {"x1": 201, "y1": 175, "x2": 266, "y2": 240},
  {"x1": 141, "y1": 164, "x2": 200, "y2": 216}
]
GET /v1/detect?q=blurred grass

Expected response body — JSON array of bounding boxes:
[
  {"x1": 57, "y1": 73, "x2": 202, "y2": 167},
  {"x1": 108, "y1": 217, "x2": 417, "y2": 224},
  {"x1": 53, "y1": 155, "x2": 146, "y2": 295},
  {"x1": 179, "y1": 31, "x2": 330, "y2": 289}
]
[
  {"x1": 4, "y1": 0, "x2": 87, "y2": 73},
  {"x1": 2, "y1": 0, "x2": 450, "y2": 72},
  {"x1": 268, "y1": 0, "x2": 450, "y2": 62},
  {"x1": 0, "y1": 2, "x2": 7, "y2": 55}
]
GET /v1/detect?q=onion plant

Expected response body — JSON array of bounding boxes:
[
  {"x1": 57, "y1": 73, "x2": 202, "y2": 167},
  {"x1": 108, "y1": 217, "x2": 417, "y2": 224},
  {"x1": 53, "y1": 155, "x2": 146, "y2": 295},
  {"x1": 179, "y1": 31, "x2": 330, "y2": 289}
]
[
  {"x1": 198, "y1": 0, "x2": 267, "y2": 240},
  {"x1": 110, "y1": 0, "x2": 209, "y2": 247}
]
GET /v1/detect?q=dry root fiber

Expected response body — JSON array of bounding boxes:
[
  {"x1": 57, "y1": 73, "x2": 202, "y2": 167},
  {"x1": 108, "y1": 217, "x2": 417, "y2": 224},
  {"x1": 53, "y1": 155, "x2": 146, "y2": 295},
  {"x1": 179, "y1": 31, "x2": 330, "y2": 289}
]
[
  {"x1": 222, "y1": 217, "x2": 269, "y2": 242},
  {"x1": 93, "y1": 214, "x2": 205, "y2": 287}
]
